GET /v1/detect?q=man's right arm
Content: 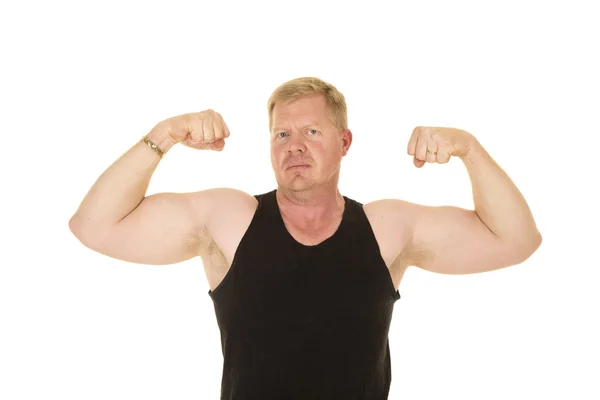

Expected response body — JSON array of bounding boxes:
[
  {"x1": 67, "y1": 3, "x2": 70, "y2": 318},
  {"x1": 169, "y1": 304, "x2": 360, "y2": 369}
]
[{"x1": 69, "y1": 111, "x2": 230, "y2": 265}]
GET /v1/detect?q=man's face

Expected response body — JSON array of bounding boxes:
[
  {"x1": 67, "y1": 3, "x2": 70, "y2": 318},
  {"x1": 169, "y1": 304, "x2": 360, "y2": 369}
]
[{"x1": 270, "y1": 93, "x2": 351, "y2": 193}]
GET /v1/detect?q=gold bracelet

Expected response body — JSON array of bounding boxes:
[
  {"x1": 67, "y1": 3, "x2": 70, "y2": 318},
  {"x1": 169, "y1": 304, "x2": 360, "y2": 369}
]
[{"x1": 142, "y1": 136, "x2": 165, "y2": 158}]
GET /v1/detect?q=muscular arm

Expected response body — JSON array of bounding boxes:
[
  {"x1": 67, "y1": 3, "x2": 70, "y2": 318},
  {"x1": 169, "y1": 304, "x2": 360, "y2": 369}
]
[
  {"x1": 69, "y1": 124, "x2": 207, "y2": 265},
  {"x1": 407, "y1": 139, "x2": 542, "y2": 274},
  {"x1": 371, "y1": 138, "x2": 542, "y2": 275}
]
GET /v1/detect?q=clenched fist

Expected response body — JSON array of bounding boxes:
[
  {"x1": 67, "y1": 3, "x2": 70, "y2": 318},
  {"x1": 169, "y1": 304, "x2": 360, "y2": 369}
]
[
  {"x1": 150, "y1": 109, "x2": 231, "y2": 152},
  {"x1": 407, "y1": 126, "x2": 476, "y2": 168}
]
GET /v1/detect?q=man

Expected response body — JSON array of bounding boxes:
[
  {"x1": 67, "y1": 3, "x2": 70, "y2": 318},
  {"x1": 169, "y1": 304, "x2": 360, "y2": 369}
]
[{"x1": 69, "y1": 76, "x2": 542, "y2": 399}]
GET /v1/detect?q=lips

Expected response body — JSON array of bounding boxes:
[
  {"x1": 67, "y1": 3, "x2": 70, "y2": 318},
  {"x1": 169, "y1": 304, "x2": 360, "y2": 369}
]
[{"x1": 286, "y1": 162, "x2": 310, "y2": 169}]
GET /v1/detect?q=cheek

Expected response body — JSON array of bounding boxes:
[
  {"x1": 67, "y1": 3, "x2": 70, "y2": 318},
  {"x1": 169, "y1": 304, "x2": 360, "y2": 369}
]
[
  {"x1": 324, "y1": 148, "x2": 342, "y2": 169},
  {"x1": 314, "y1": 150, "x2": 337, "y2": 170},
  {"x1": 270, "y1": 149, "x2": 284, "y2": 168}
]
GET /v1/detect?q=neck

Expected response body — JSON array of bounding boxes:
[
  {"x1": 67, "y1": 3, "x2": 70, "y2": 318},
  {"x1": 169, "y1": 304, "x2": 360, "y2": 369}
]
[{"x1": 276, "y1": 185, "x2": 345, "y2": 226}]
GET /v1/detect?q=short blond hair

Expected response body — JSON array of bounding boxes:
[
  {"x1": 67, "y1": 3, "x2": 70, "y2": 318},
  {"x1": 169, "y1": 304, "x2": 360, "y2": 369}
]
[{"x1": 267, "y1": 77, "x2": 348, "y2": 133}]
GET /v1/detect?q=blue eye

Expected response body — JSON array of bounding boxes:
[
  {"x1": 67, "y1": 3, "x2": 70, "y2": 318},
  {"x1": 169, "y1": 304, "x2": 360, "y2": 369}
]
[{"x1": 276, "y1": 129, "x2": 318, "y2": 138}]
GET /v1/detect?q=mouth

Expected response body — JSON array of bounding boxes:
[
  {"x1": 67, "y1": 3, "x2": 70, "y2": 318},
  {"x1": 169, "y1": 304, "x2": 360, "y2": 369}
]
[{"x1": 286, "y1": 163, "x2": 310, "y2": 170}]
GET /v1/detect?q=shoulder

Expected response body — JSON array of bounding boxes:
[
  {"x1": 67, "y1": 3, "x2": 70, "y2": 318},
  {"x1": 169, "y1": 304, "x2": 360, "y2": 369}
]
[
  {"x1": 363, "y1": 197, "x2": 420, "y2": 229},
  {"x1": 189, "y1": 188, "x2": 259, "y2": 257},
  {"x1": 197, "y1": 187, "x2": 258, "y2": 205},
  {"x1": 362, "y1": 198, "x2": 419, "y2": 268},
  {"x1": 190, "y1": 188, "x2": 258, "y2": 224}
]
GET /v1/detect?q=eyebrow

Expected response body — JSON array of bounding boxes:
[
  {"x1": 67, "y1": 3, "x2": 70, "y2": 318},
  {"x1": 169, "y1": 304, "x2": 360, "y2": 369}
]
[{"x1": 271, "y1": 123, "x2": 320, "y2": 132}]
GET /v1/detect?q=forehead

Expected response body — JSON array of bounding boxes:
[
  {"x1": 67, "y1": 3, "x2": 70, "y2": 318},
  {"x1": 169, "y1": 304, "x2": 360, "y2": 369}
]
[{"x1": 272, "y1": 93, "x2": 328, "y2": 128}]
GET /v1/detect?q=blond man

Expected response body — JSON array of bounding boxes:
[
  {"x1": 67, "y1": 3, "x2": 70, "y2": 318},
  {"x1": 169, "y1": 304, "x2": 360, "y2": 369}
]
[{"x1": 70, "y1": 77, "x2": 542, "y2": 399}]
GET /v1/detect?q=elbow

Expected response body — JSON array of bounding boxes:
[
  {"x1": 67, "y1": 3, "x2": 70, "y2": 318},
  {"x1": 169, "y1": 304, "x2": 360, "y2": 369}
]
[
  {"x1": 69, "y1": 216, "x2": 91, "y2": 247},
  {"x1": 69, "y1": 214, "x2": 90, "y2": 239},
  {"x1": 529, "y1": 231, "x2": 543, "y2": 253},
  {"x1": 68, "y1": 215, "x2": 108, "y2": 251},
  {"x1": 513, "y1": 232, "x2": 542, "y2": 264},
  {"x1": 69, "y1": 215, "x2": 83, "y2": 237},
  {"x1": 534, "y1": 231, "x2": 542, "y2": 248}
]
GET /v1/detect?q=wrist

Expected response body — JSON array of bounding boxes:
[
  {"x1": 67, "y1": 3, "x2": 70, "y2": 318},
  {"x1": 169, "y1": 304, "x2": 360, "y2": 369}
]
[
  {"x1": 461, "y1": 137, "x2": 488, "y2": 165},
  {"x1": 145, "y1": 123, "x2": 178, "y2": 155}
]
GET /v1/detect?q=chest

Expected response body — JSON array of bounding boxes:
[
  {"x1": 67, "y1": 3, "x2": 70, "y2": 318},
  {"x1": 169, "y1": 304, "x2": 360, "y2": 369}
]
[
  {"x1": 282, "y1": 217, "x2": 342, "y2": 246},
  {"x1": 200, "y1": 203, "x2": 410, "y2": 293}
]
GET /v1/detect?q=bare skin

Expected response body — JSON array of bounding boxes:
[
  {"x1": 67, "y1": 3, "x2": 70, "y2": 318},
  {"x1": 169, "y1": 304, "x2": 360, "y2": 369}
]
[{"x1": 69, "y1": 94, "x2": 541, "y2": 295}]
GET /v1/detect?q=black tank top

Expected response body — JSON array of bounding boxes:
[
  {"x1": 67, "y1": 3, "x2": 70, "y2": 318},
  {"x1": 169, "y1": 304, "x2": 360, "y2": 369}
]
[{"x1": 208, "y1": 189, "x2": 401, "y2": 399}]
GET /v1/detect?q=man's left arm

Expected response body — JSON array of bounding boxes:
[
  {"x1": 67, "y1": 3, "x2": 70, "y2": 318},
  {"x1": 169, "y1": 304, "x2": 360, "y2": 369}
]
[{"x1": 396, "y1": 127, "x2": 542, "y2": 275}]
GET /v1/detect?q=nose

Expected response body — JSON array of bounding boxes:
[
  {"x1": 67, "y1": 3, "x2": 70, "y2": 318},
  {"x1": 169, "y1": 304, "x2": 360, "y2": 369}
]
[{"x1": 287, "y1": 132, "x2": 306, "y2": 153}]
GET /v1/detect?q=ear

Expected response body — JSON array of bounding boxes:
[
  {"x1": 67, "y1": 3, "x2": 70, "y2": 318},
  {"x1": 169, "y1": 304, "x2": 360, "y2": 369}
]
[{"x1": 341, "y1": 129, "x2": 352, "y2": 156}]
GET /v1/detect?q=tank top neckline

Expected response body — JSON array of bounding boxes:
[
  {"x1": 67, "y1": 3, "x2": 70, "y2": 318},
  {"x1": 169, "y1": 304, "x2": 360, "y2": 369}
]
[{"x1": 271, "y1": 189, "x2": 350, "y2": 249}]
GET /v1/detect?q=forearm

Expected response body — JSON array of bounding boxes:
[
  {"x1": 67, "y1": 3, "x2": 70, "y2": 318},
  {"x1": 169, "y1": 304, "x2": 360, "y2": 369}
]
[
  {"x1": 69, "y1": 123, "x2": 176, "y2": 234},
  {"x1": 462, "y1": 138, "x2": 541, "y2": 250}
]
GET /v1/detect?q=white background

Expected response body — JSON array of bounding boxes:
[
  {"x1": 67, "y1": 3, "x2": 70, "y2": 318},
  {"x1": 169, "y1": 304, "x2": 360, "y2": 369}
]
[{"x1": 1, "y1": 0, "x2": 599, "y2": 399}]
